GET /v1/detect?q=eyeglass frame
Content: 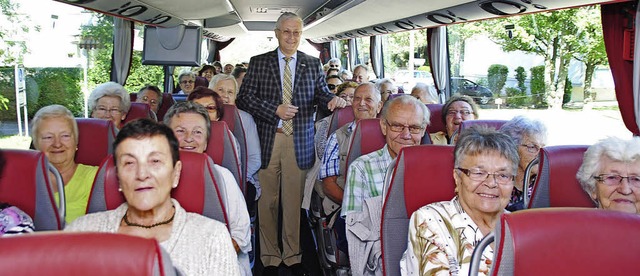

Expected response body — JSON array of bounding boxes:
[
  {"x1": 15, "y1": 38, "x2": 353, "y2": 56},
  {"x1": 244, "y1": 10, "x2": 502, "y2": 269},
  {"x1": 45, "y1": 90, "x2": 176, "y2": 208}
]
[
  {"x1": 456, "y1": 167, "x2": 515, "y2": 185},
  {"x1": 180, "y1": 80, "x2": 195, "y2": 85},
  {"x1": 593, "y1": 174, "x2": 640, "y2": 187},
  {"x1": 94, "y1": 106, "x2": 123, "y2": 115},
  {"x1": 520, "y1": 143, "x2": 542, "y2": 154},
  {"x1": 384, "y1": 120, "x2": 425, "y2": 135},
  {"x1": 276, "y1": 28, "x2": 302, "y2": 37}
]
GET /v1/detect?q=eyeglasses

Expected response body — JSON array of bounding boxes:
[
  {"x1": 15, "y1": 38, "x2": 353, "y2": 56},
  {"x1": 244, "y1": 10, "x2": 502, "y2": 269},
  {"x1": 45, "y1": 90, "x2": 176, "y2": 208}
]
[
  {"x1": 594, "y1": 174, "x2": 640, "y2": 187},
  {"x1": 95, "y1": 107, "x2": 122, "y2": 115},
  {"x1": 180, "y1": 80, "x2": 195, "y2": 85},
  {"x1": 329, "y1": 64, "x2": 340, "y2": 68},
  {"x1": 456, "y1": 168, "x2": 514, "y2": 185},
  {"x1": 141, "y1": 96, "x2": 158, "y2": 106},
  {"x1": 277, "y1": 29, "x2": 302, "y2": 37},
  {"x1": 381, "y1": 90, "x2": 394, "y2": 96},
  {"x1": 385, "y1": 121, "x2": 425, "y2": 134},
  {"x1": 447, "y1": 110, "x2": 472, "y2": 116},
  {"x1": 204, "y1": 105, "x2": 217, "y2": 112},
  {"x1": 520, "y1": 144, "x2": 542, "y2": 154},
  {"x1": 327, "y1": 84, "x2": 337, "y2": 90}
]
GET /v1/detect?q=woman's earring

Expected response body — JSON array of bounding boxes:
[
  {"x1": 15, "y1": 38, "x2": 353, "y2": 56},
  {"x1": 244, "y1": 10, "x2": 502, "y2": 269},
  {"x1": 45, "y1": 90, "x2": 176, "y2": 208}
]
[{"x1": 118, "y1": 187, "x2": 122, "y2": 192}]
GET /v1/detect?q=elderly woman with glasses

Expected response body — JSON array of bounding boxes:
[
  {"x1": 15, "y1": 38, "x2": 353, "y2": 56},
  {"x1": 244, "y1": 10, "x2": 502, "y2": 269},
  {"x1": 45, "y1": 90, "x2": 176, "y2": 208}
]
[
  {"x1": 336, "y1": 81, "x2": 358, "y2": 106},
  {"x1": 89, "y1": 82, "x2": 130, "y2": 130},
  {"x1": 577, "y1": 137, "x2": 640, "y2": 214},
  {"x1": 187, "y1": 86, "x2": 225, "y2": 121},
  {"x1": 401, "y1": 126, "x2": 519, "y2": 275},
  {"x1": 500, "y1": 115, "x2": 547, "y2": 211},
  {"x1": 176, "y1": 71, "x2": 197, "y2": 95},
  {"x1": 430, "y1": 94, "x2": 479, "y2": 145}
]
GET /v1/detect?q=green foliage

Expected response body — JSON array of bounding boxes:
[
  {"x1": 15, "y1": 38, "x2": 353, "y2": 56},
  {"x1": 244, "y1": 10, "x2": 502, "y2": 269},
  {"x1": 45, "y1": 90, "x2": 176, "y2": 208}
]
[
  {"x1": 505, "y1": 87, "x2": 527, "y2": 107},
  {"x1": 0, "y1": 0, "x2": 40, "y2": 65},
  {"x1": 487, "y1": 64, "x2": 508, "y2": 95},
  {"x1": 563, "y1": 77, "x2": 572, "y2": 105},
  {"x1": 530, "y1": 65, "x2": 546, "y2": 106},
  {"x1": 515, "y1": 66, "x2": 527, "y2": 93},
  {"x1": 0, "y1": 67, "x2": 83, "y2": 120}
]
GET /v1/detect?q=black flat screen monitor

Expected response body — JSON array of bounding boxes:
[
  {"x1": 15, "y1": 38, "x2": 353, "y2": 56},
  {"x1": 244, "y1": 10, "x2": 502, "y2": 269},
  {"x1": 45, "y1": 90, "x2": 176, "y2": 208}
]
[{"x1": 142, "y1": 25, "x2": 201, "y2": 66}]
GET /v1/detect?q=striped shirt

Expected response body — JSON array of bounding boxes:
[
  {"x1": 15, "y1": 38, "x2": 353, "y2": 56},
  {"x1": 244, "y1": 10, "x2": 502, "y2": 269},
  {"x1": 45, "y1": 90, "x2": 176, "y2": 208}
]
[
  {"x1": 319, "y1": 121, "x2": 355, "y2": 179},
  {"x1": 341, "y1": 146, "x2": 393, "y2": 216}
]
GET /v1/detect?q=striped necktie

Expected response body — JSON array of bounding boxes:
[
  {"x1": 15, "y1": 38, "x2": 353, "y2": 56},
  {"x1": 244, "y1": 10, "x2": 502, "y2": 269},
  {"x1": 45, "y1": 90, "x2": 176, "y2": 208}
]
[{"x1": 282, "y1": 57, "x2": 293, "y2": 135}]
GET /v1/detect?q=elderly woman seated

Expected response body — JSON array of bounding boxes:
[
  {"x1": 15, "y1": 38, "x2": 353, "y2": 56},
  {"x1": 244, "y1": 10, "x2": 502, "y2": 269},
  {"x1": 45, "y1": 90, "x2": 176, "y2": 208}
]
[
  {"x1": 31, "y1": 105, "x2": 98, "y2": 224},
  {"x1": 401, "y1": 126, "x2": 519, "y2": 275},
  {"x1": 66, "y1": 119, "x2": 240, "y2": 275},
  {"x1": 500, "y1": 115, "x2": 547, "y2": 211},
  {"x1": 163, "y1": 102, "x2": 251, "y2": 275},
  {"x1": 176, "y1": 71, "x2": 197, "y2": 95},
  {"x1": 89, "y1": 82, "x2": 130, "y2": 130},
  {"x1": 577, "y1": 136, "x2": 640, "y2": 214},
  {"x1": 187, "y1": 86, "x2": 225, "y2": 122},
  {"x1": 430, "y1": 94, "x2": 479, "y2": 145},
  {"x1": 336, "y1": 81, "x2": 358, "y2": 106}
]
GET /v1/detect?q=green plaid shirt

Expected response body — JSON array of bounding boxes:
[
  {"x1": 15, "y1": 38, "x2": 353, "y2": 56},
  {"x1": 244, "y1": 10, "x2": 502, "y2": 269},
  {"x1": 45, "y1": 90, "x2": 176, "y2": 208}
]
[{"x1": 341, "y1": 146, "x2": 393, "y2": 216}]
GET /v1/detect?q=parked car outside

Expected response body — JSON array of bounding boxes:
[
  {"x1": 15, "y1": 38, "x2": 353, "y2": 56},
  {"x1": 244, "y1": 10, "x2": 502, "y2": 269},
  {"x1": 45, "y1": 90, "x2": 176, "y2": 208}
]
[{"x1": 451, "y1": 77, "x2": 493, "y2": 104}]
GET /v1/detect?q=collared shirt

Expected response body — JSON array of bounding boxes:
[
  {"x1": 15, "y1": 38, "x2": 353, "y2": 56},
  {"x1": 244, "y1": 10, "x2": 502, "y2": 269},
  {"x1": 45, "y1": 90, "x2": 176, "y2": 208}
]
[
  {"x1": 276, "y1": 48, "x2": 297, "y2": 128},
  {"x1": 341, "y1": 146, "x2": 393, "y2": 216},
  {"x1": 400, "y1": 197, "x2": 494, "y2": 276},
  {"x1": 319, "y1": 121, "x2": 355, "y2": 179}
]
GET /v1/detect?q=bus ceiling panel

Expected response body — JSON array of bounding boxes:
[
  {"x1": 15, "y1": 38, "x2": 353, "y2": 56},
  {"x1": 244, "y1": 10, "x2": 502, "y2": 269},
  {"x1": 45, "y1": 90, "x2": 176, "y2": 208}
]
[
  {"x1": 304, "y1": 0, "x2": 629, "y2": 43},
  {"x1": 53, "y1": 0, "x2": 233, "y2": 27}
]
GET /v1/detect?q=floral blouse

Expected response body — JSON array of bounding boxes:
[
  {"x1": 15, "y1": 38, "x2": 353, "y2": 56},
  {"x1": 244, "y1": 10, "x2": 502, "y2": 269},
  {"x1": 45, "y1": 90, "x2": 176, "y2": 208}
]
[
  {"x1": 400, "y1": 197, "x2": 493, "y2": 276},
  {"x1": 0, "y1": 203, "x2": 35, "y2": 236}
]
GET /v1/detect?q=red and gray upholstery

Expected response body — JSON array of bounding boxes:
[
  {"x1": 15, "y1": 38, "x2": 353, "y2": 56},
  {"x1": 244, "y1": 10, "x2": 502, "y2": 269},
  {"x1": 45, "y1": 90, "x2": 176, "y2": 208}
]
[
  {"x1": 459, "y1": 119, "x2": 507, "y2": 132},
  {"x1": 470, "y1": 208, "x2": 640, "y2": 275},
  {"x1": 0, "y1": 232, "x2": 178, "y2": 275},
  {"x1": 327, "y1": 107, "x2": 355, "y2": 138},
  {"x1": 75, "y1": 118, "x2": 117, "y2": 167},
  {"x1": 123, "y1": 102, "x2": 156, "y2": 125},
  {"x1": 0, "y1": 149, "x2": 64, "y2": 230},
  {"x1": 527, "y1": 145, "x2": 594, "y2": 208},
  {"x1": 344, "y1": 118, "x2": 386, "y2": 172},
  {"x1": 380, "y1": 145, "x2": 456, "y2": 276},
  {"x1": 86, "y1": 151, "x2": 229, "y2": 227},
  {"x1": 206, "y1": 121, "x2": 243, "y2": 193},
  {"x1": 425, "y1": 103, "x2": 445, "y2": 134},
  {"x1": 220, "y1": 104, "x2": 248, "y2": 193},
  {"x1": 156, "y1": 93, "x2": 176, "y2": 121}
]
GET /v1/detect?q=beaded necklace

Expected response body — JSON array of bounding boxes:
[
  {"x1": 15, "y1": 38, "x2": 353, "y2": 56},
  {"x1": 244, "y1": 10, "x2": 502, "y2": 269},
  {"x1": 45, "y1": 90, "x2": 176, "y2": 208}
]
[{"x1": 122, "y1": 207, "x2": 175, "y2": 229}]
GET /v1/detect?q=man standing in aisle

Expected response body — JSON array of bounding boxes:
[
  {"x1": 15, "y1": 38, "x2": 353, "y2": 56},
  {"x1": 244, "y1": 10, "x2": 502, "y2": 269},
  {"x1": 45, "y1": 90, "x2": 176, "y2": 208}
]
[{"x1": 236, "y1": 12, "x2": 346, "y2": 276}]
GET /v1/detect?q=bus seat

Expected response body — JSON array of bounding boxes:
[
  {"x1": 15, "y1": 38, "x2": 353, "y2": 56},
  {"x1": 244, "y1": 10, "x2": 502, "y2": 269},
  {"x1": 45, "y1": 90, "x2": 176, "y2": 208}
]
[
  {"x1": 0, "y1": 149, "x2": 64, "y2": 231},
  {"x1": 206, "y1": 121, "x2": 244, "y2": 194},
  {"x1": 129, "y1": 93, "x2": 137, "y2": 102},
  {"x1": 156, "y1": 93, "x2": 176, "y2": 122},
  {"x1": 0, "y1": 232, "x2": 178, "y2": 275},
  {"x1": 527, "y1": 145, "x2": 594, "y2": 209},
  {"x1": 86, "y1": 151, "x2": 229, "y2": 228},
  {"x1": 220, "y1": 104, "x2": 248, "y2": 190},
  {"x1": 327, "y1": 107, "x2": 355, "y2": 138},
  {"x1": 344, "y1": 118, "x2": 386, "y2": 172},
  {"x1": 387, "y1": 93, "x2": 404, "y2": 101},
  {"x1": 425, "y1": 104, "x2": 444, "y2": 134},
  {"x1": 75, "y1": 118, "x2": 116, "y2": 167},
  {"x1": 470, "y1": 208, "x2": 640, "y2": 276},
  {"x1": 123, "y1": 102, "x2": 156, "y2": 125},
  {"x1": 172, "y1": 94, "x2": 188, "y2": 103},
  {"x1": 195, "y1": 76, "x2": 209, "y2": 88},
  {"x1": 380, "y1": 145, "x2": 456, "y2": 276},
  {"x1": 459, "y1": 119, "x2": 507, "y2": 132}
]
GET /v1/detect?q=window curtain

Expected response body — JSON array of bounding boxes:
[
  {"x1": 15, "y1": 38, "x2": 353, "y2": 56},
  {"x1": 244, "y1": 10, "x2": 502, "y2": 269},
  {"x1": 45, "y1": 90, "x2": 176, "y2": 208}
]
[
  {"x1": 348, "y1": 38, "x2": 358, "y2": 70},
  {"x1": 601, "y1": 2, "x2": 639, "y2": 135},
  {"x1": 330, "y1": 41, "x2": 339, "y2": 60},
  {"x1": 370, "y1": 35, "x2": 384, "y2": 79},
  {"x1": 427, "y1": 26, "x2": 449, "y2": 104},
  {"x1": 110, "y1": 18, "x2": 134, "y2": 85},
  {"x1": 305, "y1": 39, "x2": 331, "y2": 63},
  {"x1": 206, "y1": 38, "x2": 236, "y2": 63}
]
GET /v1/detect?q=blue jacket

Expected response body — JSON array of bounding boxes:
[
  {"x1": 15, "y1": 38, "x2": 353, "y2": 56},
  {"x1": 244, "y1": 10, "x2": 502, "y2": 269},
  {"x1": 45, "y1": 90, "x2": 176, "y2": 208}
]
[{"x1": 236, "y1": 49, "x2": 335, "y2": 170}]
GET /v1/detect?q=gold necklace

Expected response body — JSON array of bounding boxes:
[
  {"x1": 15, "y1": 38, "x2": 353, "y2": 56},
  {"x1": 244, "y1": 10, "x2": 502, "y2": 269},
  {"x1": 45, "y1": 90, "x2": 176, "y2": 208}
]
[{"x1": 122, "y1": 207, "x2": 175, "y2": 229}]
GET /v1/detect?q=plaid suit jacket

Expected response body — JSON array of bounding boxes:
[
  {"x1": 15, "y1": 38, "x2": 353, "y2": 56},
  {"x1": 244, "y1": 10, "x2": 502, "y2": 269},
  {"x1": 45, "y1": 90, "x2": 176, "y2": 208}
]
[{"x1": 236, "y1": 49, "x2": 335, "y2": 170}]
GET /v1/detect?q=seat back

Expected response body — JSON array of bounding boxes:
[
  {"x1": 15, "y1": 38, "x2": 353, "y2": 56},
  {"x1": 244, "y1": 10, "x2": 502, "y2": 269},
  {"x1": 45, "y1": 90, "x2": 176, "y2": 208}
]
[
  {"x1": 156, "y1": 93, "x2": 176, "y2": 121},
  {"x1": 220, "y1": 104, "x2": 248, "y2": 189},
  {"x1": 528, "y1": 145, "x2": 594, "y2": 208},
  {"x1": 123, "y1": 102, "x2": 156, "y2": 125},
  {"x1": 381, "y1": 145, "x2": 456, "y2": 276},
  {"x1": 425, "y1": 104, "x2": 444, "y2": 134},
  {"x1": 87, "y1": 151, "x2": 229, "y2": 227},
  {"x1": 0, "y1": 149, "x2": 64, "y2": 230},
  {"x1": 327, "y1": 107, "x2": 355, "y2": 138},
  {"x1": 486, "y1": 208, "x2": 640, "y2": 275},
  {"x1": 0, "y1": 232, "x2": 177, "y2": 275},
  {"x1": 206, "y1": 121, "x2": 244, "y2": 193},
  {"x1": 344, "y1": 118, "x2": 386, "y2": 172},
  {"x1": 75, "y1": 118, "x2": 117, "y2": 167},
  {"x1": 459, "y1": 119, "x2": 507, "y2": 132}
]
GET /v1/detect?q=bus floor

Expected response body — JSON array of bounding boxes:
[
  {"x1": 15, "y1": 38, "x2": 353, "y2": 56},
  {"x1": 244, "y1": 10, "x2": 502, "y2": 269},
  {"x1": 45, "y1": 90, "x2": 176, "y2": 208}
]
[{"x1": 252, "y1": 209, "x2": 323, "y2": 276}]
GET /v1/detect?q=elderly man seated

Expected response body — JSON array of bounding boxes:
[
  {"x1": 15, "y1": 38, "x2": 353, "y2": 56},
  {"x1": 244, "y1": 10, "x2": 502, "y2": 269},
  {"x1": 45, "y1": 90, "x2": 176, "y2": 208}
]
[
  {"x1": 318, "y1": 83, "x2": 383, "y2": 252},
  {"x1": 341, "y1": 95, "x2": 429, "y2": 275}
]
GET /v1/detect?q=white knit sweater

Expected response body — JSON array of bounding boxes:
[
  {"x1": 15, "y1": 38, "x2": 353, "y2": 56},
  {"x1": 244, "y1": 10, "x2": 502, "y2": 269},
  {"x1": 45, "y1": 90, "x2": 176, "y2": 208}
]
[{"x1": 66, "y1": 199, "x2": 241, "y2": 276}]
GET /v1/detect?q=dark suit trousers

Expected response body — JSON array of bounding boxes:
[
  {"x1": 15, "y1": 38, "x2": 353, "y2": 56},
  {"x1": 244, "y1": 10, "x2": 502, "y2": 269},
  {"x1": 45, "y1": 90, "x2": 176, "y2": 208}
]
[{"x1": 258, "y1": 132, "x2": 308, "y2": 266}]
